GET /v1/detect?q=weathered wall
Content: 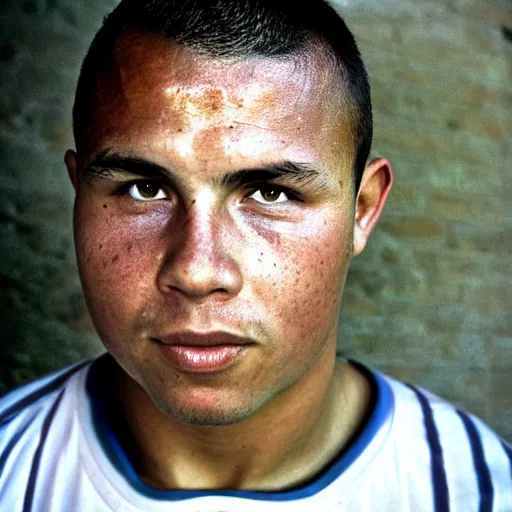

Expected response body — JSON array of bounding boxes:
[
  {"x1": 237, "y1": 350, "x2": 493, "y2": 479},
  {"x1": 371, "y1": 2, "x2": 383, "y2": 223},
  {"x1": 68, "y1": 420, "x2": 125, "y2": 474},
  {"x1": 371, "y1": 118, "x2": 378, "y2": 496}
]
[
  {"x1": 337, "y1": 0, "x2": 512, "y2": 440},
  {"x1": 0, "y1": 0, "x2": 510, "y2": 439}
]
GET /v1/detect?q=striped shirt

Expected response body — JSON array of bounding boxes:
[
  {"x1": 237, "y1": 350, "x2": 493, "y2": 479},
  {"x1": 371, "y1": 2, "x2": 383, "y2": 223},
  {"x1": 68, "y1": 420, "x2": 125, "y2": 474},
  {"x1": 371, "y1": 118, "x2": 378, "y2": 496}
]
[{"x1": 0, "y1": 354, "x2": 510, "y2": 511}]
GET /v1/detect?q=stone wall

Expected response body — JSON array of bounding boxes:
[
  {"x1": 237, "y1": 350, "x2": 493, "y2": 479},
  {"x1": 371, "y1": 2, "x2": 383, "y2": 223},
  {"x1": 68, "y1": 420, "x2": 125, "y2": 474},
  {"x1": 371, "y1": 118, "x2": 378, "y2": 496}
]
[
  {"x1": 0, "y1": 0, "x2": 510, "y2": 439},
  {"x1": 337, "y1": 0, "x2": 511, "y2": 440}
]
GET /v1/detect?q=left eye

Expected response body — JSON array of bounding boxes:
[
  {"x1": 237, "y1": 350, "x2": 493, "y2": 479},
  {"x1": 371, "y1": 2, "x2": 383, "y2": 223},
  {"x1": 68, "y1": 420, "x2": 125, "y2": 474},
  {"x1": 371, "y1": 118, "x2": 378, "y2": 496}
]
[
  {"x1": 248, "y1": 186, "x2": 290, "y2": 204},
  {"x1": 128, "y1": 182, "x2": 167, "y2": 201}
]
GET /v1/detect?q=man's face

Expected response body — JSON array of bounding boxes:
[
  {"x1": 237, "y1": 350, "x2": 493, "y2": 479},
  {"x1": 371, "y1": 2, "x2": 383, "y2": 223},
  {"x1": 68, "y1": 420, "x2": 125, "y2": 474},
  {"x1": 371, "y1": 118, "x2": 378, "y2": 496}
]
[{"x1": 69, "y1": 34, "x2": 359, "y2": 425}]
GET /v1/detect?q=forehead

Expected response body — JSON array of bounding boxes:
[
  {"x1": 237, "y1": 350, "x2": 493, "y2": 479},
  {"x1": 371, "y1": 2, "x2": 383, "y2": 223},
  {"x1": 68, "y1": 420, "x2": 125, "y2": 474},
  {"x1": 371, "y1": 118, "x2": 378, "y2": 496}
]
[{"x1": 83, "y1": 32, "x2": 355, "y2": 176}]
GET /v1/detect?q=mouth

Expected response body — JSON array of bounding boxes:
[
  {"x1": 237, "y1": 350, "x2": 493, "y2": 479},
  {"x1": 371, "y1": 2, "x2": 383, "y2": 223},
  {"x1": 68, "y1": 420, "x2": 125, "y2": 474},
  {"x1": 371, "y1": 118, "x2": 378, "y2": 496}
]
[{"x1": 154, "y1": 331, "x2": 254, "y2": 373}]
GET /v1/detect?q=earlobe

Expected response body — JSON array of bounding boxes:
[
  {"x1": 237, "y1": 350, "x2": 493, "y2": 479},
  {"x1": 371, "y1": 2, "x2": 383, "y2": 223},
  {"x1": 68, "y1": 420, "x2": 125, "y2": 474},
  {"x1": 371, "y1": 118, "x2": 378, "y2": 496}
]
[
  {"x1": 353, "y1": 157, "x2": 393, "y2": 256},
  {"x1": 65, "y1": 149, "x2": 79, "y2": 192}
]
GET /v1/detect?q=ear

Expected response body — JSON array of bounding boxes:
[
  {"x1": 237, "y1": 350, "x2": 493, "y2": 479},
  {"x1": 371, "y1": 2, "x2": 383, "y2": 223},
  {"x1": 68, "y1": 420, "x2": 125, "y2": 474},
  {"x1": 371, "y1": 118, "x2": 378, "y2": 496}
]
[
  {"x1": 65, "y1": 149, "x2": 79, "y2": 192},
  {"x1": 353, "y1": 157, "x2": 393, "y2": 256}
]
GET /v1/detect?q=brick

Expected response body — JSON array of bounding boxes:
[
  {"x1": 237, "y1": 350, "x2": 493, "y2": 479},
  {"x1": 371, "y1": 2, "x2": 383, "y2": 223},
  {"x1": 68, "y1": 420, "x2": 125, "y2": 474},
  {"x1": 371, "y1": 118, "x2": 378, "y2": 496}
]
[
  {"x1": 489, "y1": 337, "x2": 512, "y2": 367},
  {"x1": 489, "y1": 367, "x2": 512, "y2": 401},
  {"x1": 447, "y1": 222, "x2": 509, "y2": 253},
  {"x1": 427, "y1": 190, "x2": 502, "y2": 222},
  {"x1": 446, "y1": 0, "x2": 512, "y2": 28},
  {"x1": 379, "y1": 217, "x2": 443, "y2": 237},
  {"x1": 375, "y1": 121, "x2": 505, "y2": 173}
]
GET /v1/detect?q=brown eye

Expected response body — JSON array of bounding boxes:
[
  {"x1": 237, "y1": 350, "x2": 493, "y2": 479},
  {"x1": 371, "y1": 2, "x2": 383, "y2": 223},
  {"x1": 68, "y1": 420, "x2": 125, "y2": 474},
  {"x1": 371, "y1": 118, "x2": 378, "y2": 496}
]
[
  {"x1": 261, "y1": 187, "x2": 281, "y2": 202},
  {"x1": 128, "y1": 182, "x2": 167, "y2": 201},
  {"x1": 249, "y1": 186, "x2": 289, "y2": 204}
]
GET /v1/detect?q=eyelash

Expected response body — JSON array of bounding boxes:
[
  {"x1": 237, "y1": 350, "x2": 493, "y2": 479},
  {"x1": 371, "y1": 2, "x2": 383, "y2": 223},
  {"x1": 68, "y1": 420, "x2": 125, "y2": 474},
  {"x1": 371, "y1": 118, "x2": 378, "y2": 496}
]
[
  {"x1": 115, "y1": 180, "x2": 165, "y2": 195},
  {"x1": 245, "y1": 183, "x2": 301, "y2": 201},
  {"x1": 114, "y1": 180, "x2": 302, "y2": 202}
]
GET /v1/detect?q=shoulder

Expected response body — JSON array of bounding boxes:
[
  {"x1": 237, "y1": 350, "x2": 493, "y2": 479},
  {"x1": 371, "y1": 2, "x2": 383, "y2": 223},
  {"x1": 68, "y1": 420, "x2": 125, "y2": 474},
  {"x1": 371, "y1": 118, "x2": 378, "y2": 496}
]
[
  {"x1": 0, "y1": 360, "x2": 93, "y2": 506},
  {"x1": 380, "y1": 371, "x2": 512, "y2": 509},
  {"x1": 0, "y1": 361, "x2": 91, "y2": 421},
  {"x1": 0, "y1": 360, "x2": 92, "y2": 432}
]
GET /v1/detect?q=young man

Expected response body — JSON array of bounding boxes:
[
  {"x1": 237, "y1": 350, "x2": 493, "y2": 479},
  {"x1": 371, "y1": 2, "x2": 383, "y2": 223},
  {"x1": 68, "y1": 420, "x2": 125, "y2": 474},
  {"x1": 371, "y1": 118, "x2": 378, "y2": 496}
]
[{"x1": 0, "y1": 0, "x2": 510, "y2": 510}]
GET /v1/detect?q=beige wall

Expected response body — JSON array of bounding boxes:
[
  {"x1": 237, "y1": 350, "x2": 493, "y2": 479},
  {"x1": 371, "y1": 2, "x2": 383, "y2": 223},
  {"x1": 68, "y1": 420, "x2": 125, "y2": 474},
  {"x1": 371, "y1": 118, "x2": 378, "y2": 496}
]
[
  {"x1": 336, "y1": 0, "x2": 511, "y2": 439},
  {"x1": 0, "y1": 0, "x2": 510, "y2": 439}
]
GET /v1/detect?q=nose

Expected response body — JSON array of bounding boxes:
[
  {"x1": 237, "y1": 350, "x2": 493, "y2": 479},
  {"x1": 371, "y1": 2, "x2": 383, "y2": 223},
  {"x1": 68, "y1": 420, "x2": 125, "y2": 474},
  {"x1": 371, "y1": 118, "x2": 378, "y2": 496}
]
[{"x1": 157, "y1": 197, "x2": 243, "y2": 301}]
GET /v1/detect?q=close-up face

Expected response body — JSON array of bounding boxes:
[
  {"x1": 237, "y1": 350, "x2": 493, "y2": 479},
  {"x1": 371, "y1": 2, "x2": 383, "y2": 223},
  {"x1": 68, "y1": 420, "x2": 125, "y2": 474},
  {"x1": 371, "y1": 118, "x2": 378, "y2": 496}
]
[{"x1": 68, "y1": 32, "x2": 364, "y2": 425}]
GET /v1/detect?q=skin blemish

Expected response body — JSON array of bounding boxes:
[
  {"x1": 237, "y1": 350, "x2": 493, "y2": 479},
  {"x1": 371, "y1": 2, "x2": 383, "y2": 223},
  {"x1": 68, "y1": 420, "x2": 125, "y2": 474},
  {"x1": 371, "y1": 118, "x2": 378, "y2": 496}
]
[
  {"x1": 229, "y1": 94, "x2": 244, "y2": 109},
  {"x1": 103, "y1": 204, "x2": 107, "y2": 209},
  {"x1": 201, "y1": 88, "x2": 224, "y2": 114},
  {"x1": 112, "y1": 255, "x2": 120, "y2": 263},
  {"x1": 166, "y1": 86, "x2": 226, "y2": 119}
]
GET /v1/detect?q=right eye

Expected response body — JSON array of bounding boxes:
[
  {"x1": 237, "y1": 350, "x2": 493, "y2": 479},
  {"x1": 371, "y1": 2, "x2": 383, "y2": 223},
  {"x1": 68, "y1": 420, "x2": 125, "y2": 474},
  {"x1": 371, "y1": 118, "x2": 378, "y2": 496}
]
[
  {"x1": 248, "y1": 186, "x2": 291, "y2": 205},
  {"x1": 127, "y1": 182, "x2": 168, "y2": 201}
]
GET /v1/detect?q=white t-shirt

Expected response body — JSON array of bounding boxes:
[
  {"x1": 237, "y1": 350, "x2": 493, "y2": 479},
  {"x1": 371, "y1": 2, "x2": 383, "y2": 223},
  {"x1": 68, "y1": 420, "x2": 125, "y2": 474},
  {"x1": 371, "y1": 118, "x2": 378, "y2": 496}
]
[{"x1": 0, "y1": 354, "x2": 510, "y2": 511}]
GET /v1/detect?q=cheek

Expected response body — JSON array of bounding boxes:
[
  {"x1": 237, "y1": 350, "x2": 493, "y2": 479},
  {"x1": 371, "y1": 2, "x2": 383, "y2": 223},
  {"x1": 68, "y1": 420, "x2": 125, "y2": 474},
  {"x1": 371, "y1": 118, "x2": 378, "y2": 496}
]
[
  {"x1": 250, "y1": 221, "x2": 352, "y2": 344},
  {"x1": 74, "y1": 200, "x2": 166, "y2": 312}
]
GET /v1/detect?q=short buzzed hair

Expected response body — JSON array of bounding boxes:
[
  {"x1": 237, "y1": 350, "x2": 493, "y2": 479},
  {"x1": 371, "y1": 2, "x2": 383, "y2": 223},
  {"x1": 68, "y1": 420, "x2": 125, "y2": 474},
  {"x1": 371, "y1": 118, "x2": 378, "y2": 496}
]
[{"x1": 73, "y1": 0, "x2": 372, "y2": 190}]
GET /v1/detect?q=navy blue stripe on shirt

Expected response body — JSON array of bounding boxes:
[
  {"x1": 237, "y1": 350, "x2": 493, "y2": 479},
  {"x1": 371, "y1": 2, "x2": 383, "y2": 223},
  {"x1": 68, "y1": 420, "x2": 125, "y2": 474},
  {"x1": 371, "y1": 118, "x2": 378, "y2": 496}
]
[
  {"x1": 406, "y1": 384, "x2": 450, "y2": 512},
  {"x1": 23, "y1": 389, "x2": 65, "y2": 512},
  {"x1": 501, "y1": 440, "x2": 512, "y2": 481},
  {"x1": 457, "y1": 410, "x2": 494, "y2": 512},
  {"x1": 0, "y1": 361, "x2": 88, "y2": 427},
  {"x1": 0, "y1": 410, "x2": 39, "y2": 479}
]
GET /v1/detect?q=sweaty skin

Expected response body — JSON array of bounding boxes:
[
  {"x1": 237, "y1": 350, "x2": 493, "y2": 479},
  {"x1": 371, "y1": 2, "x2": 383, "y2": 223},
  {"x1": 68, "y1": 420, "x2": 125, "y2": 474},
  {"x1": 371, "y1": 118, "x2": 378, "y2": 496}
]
[{"x1": 67, "y1": 32, "x2": 392, "y2": 491}]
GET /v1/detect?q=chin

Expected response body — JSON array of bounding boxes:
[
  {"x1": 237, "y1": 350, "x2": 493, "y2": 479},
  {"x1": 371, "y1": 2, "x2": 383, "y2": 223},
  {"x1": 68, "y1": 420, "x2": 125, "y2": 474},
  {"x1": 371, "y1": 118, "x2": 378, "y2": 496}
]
[{"x1": 155, "y1": 395, "x2": 258, "y2": 427}]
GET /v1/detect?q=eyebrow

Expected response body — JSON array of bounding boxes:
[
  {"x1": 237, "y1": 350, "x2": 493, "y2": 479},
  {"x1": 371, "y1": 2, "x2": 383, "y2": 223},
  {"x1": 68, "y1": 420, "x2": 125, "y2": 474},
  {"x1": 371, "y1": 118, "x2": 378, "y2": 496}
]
[
  {"x1": 83, "y1": 150, "x2": 330, "y2": 191},
  {"x1": 220, "y1": 162, "x2": 328, "y2": 191},
  {"x1": 83, "y1": 151, "x2": 177, "y2": 185}
]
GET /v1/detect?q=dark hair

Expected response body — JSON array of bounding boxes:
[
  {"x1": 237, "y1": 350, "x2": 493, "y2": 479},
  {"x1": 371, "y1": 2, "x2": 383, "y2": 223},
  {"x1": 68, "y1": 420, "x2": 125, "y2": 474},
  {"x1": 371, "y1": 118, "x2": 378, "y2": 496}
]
[{"x1": 73, "y1": 0, "x2": 372, "y2": 190}]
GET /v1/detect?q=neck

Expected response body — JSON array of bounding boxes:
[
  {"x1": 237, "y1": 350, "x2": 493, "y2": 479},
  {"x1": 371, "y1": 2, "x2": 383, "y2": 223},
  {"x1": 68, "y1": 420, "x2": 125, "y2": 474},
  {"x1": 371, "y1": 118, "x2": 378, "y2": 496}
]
[{"x1": 115, "y1": 345, "x2": 372, "y2": 491}]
